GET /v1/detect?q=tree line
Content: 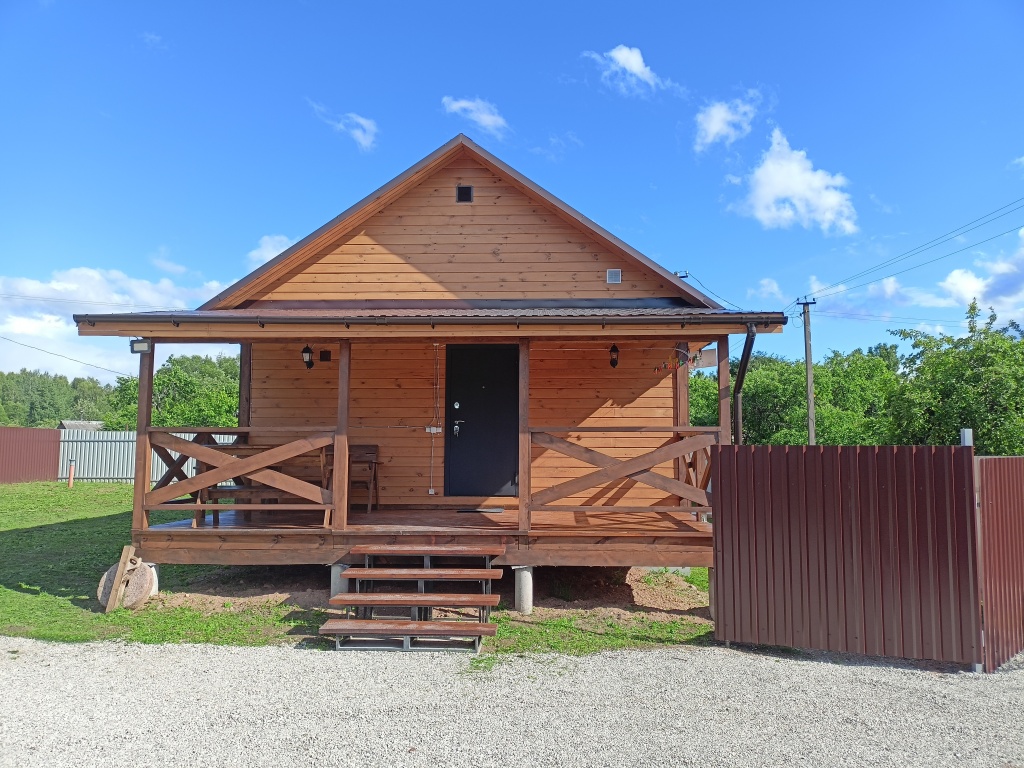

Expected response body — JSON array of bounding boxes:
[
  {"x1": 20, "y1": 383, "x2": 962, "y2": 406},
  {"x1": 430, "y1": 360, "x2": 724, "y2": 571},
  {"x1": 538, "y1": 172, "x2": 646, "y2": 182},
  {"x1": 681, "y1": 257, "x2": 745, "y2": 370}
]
[{"x1": 2, "y1": 304, "x2": 1021, "y2": 454}]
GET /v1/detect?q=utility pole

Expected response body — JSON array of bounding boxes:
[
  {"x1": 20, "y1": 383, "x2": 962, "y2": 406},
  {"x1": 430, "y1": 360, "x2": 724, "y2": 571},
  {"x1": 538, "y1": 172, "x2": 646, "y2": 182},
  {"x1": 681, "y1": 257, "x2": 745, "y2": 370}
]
[{"x1": 798, "y1": 298, "x2": 817, "y2": 445}]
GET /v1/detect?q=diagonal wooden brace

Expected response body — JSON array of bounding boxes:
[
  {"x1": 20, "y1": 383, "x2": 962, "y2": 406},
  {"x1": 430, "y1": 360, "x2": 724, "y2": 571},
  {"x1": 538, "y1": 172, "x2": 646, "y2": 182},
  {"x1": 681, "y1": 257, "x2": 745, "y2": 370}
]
[
  {"x1": 531, "y1": 433, "x2": 716, "y2": 507},
  {"x1": 146, "y1": 431, "x2": 333, "y2": 506}
]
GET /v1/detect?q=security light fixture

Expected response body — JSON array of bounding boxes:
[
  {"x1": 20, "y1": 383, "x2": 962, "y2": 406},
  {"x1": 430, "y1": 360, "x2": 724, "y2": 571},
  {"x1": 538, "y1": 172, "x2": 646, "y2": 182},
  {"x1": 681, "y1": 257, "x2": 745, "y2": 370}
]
[
  {"x1": 130, "y1": 339, "x2": 152, "y2": 354},
  {"x1": 609, "y1": 344, "x2": 619, "y2": 368},
  {"x1": 301, "y1": 345, "x2": 314, "y2": 370}
]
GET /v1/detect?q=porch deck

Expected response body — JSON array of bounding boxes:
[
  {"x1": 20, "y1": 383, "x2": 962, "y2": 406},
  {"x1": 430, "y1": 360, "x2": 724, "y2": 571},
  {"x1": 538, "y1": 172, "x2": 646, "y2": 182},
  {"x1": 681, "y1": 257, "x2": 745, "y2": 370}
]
[{"x1": 138, "y1": 506, "x2": 713, "y2": 568}]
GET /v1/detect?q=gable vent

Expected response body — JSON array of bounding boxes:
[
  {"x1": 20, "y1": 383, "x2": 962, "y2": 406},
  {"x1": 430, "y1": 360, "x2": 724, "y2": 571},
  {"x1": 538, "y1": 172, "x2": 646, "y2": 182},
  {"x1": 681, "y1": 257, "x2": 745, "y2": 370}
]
[
  {"x1": 455, "y1": 185, "x2": 473, "y2": 203},
  {"x1": 606, "y1": 268, "x2": 622, "y2": 284}
]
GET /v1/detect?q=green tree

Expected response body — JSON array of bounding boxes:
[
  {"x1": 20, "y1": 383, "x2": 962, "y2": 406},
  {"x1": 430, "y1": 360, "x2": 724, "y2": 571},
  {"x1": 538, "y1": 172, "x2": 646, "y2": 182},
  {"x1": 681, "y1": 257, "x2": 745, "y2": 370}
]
[
  {"x1": 888, "y1": 303, "x2": 1024, "y2": 455},
  {"x1": 104, "y1": 353, "x2": 240, "y2": 429}
]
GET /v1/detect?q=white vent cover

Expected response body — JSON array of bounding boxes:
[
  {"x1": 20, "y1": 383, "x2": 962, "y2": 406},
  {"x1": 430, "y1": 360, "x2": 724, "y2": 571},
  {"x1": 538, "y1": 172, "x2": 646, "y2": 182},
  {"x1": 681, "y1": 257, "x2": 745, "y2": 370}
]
[{"x1": 606, "y1": 268, "x2": 622, "y2": 284}]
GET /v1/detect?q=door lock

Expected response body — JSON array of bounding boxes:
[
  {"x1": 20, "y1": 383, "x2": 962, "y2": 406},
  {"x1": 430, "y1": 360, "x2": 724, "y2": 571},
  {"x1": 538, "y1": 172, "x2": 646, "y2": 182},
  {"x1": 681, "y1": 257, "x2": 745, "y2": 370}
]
[{"x1": 453, "y1": 419, "x2": 465, "y2": 437}]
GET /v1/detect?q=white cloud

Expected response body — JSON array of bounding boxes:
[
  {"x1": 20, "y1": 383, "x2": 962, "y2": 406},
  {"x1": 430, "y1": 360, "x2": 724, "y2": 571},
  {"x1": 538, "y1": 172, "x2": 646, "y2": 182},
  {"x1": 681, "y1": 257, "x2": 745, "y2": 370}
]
[
  {"x1": 247, "y1": 234, "x2": 296, "y2": 267},
  {"x1": 308, "y1": 101, "x2": 378, "y2": 151},
  {"x1": 150, "y1": 246, "x2": 187, "y2": 275},
  {"x1": 747, "y1": 277, "x2": 785, "y2": 302},
  {"x1": 583, "y1": 45, "x2": 681, "y2": 96},
  {"x1": 724, "y1": 174, "x2": 742, "y2": 186},
  {"x1": 1012, "y1": 156, "x2": 1024, "y2": 170},
  {"x1": 441, "y1": 97, "x2": 509, "y2": 138},
  {"x1": 0, "y1": 268, "x2": 228, "y2": 383},
  {"x1": 141, "y1": 32, "x2": 166, "y2": 50},
  {"x1": 529, "y1": 131, "x2": 583, "y2": 161},
  {"x1": 741, "y1": 128, "x2": 857, "y2": 235},
  {"x1": 694, "y1": 93, "x2": 759, "y2": 152}
]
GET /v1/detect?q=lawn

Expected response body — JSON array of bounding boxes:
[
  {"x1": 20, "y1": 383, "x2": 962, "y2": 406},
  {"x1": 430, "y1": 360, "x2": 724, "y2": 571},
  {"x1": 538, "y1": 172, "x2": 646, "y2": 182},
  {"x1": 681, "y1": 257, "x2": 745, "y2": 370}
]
[
  {"x1": 0, "y1": 482, "x2": 326, "y2": 645},
  {"x1": 1, "y1": 482, "x2": 714, "y2": 654}
]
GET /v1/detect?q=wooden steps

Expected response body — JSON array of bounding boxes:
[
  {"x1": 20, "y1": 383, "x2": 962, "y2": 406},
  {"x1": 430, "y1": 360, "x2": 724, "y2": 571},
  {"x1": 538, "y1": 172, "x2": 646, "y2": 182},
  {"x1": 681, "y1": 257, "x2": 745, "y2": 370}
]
[
  {"x1": 320, "y1": 620, "x2": 497, "y2": 637},
  {"x1": 339, "y1": 567, "x2": 501, "y2": 581},
  {"x1": 348, "y1": 544, "x2": 507, "y2": 557},
  {"x1": 322, "y1": 544, "x2": 505, "y2": 651},
  {"x1": 329, "y1": 593, "x2": 501, "y2": 607}
]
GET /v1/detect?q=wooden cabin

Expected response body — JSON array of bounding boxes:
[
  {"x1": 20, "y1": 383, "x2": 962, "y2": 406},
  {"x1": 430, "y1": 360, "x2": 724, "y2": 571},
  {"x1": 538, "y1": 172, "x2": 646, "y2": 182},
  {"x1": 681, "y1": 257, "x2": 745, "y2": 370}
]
[{"x1": 76, "y1": 135, "x2": 785, "y2": 637}]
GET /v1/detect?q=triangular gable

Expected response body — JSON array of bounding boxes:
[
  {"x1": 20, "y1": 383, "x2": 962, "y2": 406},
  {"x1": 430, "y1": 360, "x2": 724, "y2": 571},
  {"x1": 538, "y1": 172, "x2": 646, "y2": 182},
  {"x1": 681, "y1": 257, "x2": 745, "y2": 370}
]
[{"x1": 201, "y1": 136, "x2": 719, "y2": 310}]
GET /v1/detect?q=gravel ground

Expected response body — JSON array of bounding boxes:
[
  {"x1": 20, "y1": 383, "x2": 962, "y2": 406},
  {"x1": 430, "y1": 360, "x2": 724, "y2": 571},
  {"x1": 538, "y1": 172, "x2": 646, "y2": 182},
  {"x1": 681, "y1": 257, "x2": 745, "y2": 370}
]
[{"x1": 1, "y1": 636, "x2": 1021, "y2": 768}]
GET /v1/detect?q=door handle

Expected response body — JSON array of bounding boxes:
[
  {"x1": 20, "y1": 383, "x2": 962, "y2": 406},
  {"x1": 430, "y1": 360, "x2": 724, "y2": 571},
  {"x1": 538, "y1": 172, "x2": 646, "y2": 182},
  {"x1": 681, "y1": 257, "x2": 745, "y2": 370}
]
[{"x1": 453, "y1": 420, "x2": 465, "y2": 437}]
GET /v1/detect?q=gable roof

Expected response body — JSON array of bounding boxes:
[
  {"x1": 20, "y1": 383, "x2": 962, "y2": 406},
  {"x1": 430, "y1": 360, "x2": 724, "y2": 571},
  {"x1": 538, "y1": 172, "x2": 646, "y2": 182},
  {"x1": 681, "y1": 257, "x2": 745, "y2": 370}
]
[{"x1": 200, "y1": 135, "x2": 720, "y2": 311}]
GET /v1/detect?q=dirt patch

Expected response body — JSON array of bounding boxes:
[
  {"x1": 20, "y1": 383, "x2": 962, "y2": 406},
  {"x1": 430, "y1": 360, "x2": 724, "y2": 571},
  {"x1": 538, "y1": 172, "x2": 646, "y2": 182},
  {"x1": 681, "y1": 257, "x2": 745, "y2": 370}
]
[{"x1": 154, "y1": 564, "x2": 329, "y2": 614}]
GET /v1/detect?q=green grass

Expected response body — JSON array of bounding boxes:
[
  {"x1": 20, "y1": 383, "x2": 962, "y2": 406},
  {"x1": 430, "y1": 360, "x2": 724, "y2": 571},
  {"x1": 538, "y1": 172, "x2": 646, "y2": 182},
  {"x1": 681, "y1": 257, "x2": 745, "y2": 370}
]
[
  {"x1": 684, "y1": 567, "x2": 710, "y2": 592},
  {"x1": 484, "y1": 613, "x2": 712, "y2": 657},
  {"x1": 0, "y1": 482, "x2": 327, "y2": 646}
]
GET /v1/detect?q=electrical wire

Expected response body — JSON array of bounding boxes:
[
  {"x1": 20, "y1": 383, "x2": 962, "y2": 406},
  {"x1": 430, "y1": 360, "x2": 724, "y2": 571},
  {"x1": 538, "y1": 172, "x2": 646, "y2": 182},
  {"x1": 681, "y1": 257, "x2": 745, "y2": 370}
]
[
  {"x1": 685, "y1": 272, "x2": 744, "y2": 310},
  {"x1": 0, "y1": 292, "x2": 183, "y2": 310},
  {"x1": 0, "y1": 334, "x2": 133, "y2": 377},
  {"x1": 813, "y1": 224, "x2": 1023, "y2": 301}
]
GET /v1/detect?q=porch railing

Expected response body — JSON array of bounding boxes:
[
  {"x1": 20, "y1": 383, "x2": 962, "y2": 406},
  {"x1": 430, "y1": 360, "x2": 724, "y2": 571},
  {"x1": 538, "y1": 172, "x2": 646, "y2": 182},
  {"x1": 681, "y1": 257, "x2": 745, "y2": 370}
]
[
  {"x1": 524, "y1": 426, "x2": 722, "y2": 523},
  {"x1": 141, "y1": 427, "x2": 336, "y2": 529}
]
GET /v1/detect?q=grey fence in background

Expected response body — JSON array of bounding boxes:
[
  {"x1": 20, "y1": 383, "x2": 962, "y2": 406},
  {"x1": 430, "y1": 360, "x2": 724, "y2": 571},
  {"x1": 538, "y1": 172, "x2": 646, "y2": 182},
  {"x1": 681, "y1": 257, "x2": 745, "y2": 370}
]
[{"x1": 58, "y1": 430, "x2": 234, "y2": 483}]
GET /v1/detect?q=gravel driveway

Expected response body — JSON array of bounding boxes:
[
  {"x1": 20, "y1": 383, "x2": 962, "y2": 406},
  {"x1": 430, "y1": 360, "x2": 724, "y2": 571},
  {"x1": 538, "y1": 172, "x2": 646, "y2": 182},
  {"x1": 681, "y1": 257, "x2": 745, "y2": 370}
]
[{"x1": 1, "y1": 635, "x2": 1021, "y2": 768}]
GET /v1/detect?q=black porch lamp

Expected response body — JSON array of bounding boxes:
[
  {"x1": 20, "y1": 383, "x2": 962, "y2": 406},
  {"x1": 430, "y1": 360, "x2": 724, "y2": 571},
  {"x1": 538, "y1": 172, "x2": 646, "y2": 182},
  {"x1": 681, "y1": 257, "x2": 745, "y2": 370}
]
[
  {"x1": 301, "y1": 345, "x2": 314, "y2": 370},
  {"x1": 609, "y1": 344, "x2": 619, "y2": 368}
]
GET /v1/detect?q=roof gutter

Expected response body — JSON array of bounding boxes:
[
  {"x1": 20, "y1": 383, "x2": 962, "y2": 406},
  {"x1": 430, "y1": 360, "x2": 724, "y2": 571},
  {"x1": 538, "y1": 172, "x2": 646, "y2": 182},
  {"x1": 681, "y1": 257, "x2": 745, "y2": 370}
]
[
  {"x1": 732, "y1": 322, "x2": 758, "y2": 445},
  {"x1": 75, "y1": 312, "x2": 788, "y2": 329}
]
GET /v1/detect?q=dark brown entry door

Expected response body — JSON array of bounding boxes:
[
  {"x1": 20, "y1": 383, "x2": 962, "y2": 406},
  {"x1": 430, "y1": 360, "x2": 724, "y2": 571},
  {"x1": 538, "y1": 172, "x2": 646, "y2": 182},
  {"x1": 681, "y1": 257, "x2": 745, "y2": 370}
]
[{"x1": 444, "y1": 344, "x2": 519, "y2": 497}]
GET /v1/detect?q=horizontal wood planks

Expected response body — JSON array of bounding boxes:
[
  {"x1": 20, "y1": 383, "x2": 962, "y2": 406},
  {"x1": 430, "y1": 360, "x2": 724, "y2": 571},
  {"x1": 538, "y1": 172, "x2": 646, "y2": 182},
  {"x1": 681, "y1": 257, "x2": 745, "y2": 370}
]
[
  {"x1": 712, "y1": 444, "x2": 984, "y2": 667},
  {"x1": 253, "y1": 159, "x2": 675, "y2": 301},
  {"x1": 249, "y1": 339, "x2": 678, "y2": 507}
]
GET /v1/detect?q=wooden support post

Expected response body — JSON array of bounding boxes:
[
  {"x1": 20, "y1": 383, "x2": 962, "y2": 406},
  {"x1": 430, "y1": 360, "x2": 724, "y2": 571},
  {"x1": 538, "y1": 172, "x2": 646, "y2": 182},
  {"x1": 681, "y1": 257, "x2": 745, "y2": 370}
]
[
  {"x1": 673, "y1": 341, "x2": 690, "y2": 504},
  {"x1": 518, "y1": 338, "x2": 531, "y2": 533},
  {"x1": 717, "y1": 335, "x2": 731, "y2": 444},
  {"x1": 132, "y1": 346, "x2": 155, "y2": 531},
  {"x1": 238, "y1": 342, "x2": 252, "y2": 429},
  {"x1": 332, "y1": 340, "x2": 351, "y2": 531}
]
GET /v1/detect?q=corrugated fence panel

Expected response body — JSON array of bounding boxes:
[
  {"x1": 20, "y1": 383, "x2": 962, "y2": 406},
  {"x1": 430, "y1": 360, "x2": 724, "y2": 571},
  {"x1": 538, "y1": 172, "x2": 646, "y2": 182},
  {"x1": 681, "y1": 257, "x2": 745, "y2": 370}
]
[
  {"x1": 0, "y1": 426, "x2": 59, "y2": 483},
  {"x1": 712, "y1": 445, "x2": 984, "y2": 668},
  {"x1": 58, "y1": 431, "x2": 234, "y2": 482},
  {"x1": 978, "y1": 457, "x2": 1024, "y2": 672}
]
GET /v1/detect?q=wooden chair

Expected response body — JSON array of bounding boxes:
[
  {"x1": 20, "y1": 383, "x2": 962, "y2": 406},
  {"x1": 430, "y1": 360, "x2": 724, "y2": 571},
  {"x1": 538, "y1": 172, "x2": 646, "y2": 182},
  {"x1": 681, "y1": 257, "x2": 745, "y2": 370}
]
[{"x1": 349, "y1": 445, "x2": 380, "y2": 513}]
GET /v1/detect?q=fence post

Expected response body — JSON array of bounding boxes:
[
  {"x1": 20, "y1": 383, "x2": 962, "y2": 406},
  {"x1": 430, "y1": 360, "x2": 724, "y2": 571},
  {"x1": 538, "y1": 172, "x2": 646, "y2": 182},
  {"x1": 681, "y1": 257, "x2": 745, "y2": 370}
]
[
  {"x1": 960, "y1": 428, "x2": 973, "y2": 448},
  {"x1": 67, "y1": 458, "x2": 75, "y2": 489},
  {"x1": 961, "y1": 427, "x2": 986, "y2": 672}
]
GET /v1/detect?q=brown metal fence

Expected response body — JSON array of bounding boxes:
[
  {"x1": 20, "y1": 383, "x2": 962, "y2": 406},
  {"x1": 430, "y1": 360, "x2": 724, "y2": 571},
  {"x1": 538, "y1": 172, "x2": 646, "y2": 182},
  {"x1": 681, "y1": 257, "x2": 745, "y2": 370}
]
[
  {"x1": 711, "y1": 445, "x2": 984, "y2": 667},
  {"x1": 0, "y1": 426, "x2": 60, "y2": 483},
  {"x1": 977, "y1": 457, "x2": 1024, "y2": 672}
]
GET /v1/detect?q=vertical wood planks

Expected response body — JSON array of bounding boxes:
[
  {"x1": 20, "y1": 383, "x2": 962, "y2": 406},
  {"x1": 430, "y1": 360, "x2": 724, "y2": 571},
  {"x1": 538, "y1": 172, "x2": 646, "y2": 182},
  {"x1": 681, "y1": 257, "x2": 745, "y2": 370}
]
[
  {"x1": 132, "y1": 347, "x2": 155, "y2": 531},
  {"x1": 712, "y1": 444, "x2": 985, "y2": 667},
  {"x1": 332, "y1": 340, "x2": 351, "y2": 531},
  {"x1": 717, "y1": 336, "x2": 731, "y2": 443},
  {"x1": 518, "y1": 338, "x2": 531, "y2": 533}
]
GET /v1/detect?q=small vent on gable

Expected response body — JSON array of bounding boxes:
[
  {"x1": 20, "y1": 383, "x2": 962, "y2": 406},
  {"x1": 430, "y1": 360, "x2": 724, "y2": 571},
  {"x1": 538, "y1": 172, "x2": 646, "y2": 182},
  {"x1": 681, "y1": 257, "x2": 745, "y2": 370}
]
[
  {"x1": 455, "y1": 185, "x2": 473, "y2": 203},
  {"x1": 319, "y1": 350, "x2": 332, "y2": 362},
  {"x1": 606, "y1": 268, "x2": 622, "y2": 284}
]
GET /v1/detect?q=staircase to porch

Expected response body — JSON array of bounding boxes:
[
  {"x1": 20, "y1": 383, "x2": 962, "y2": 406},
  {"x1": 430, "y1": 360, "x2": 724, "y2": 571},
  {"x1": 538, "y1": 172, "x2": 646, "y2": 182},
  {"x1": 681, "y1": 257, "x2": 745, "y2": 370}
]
[{"x1": 320, "y1": 544, "x2": 506, "y2": 651}]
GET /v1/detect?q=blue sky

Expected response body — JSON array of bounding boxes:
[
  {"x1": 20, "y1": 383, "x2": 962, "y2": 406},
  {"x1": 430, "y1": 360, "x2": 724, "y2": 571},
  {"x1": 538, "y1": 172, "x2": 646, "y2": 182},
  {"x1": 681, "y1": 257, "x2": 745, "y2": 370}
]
[{"x1": 1, "y1": 0, "x2": 1023, "y2": 382}]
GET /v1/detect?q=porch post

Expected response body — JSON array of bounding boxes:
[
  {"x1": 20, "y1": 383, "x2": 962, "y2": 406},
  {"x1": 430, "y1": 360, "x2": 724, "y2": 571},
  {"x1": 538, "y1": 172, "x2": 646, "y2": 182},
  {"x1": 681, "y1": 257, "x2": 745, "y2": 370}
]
[
  {"x1": 673, "y1": 341, "x2": 690, "y2": 498},
  {"x1": 238, "y1": 342, "x2": 252, "y2": 428},
  {"x1": 132, "y1": 344, "x2": 155, "y2": 531},
  {"x1": 518, "y1": 338, "x2": 531, "y2": 533},
  {"x1": 332, "y1": 340, "x2": 351, "y2": 531},
  {"x1": 717, "y1": 335, "x2": 731, "y2": 444}
]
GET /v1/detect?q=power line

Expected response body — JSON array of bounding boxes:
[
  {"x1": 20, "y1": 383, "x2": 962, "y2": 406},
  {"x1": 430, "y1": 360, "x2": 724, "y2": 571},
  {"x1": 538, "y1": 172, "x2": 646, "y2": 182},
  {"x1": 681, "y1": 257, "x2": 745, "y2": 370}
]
[
  {"x1": 0, "y1": 292, "x2": 182, "y2": 310},
  {"x1": 813, "y1": 309, "x2": 970, "y2": 326},
  {"x1": 0, "y1": 335, "x2": 133, "y2": 377},
  {"x1": 810, "y1": 196, "x2": 1024, "y2": 297},
  {"x1": 686, "y1": 272, "x2": 744, "y2": 310},
  {"x1": 782, "y1": 195, "x2": 1024, "y2": 313},
  {"x1": 813, "y1": 224, "x2": 1023, "y2": 301}
]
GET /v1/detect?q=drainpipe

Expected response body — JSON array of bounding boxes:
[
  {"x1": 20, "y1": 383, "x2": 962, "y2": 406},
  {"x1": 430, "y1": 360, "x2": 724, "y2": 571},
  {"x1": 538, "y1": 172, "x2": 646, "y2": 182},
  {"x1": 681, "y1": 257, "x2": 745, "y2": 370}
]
[{"x1": 732, "y1": 323, "x2": 758, "y2": 446}]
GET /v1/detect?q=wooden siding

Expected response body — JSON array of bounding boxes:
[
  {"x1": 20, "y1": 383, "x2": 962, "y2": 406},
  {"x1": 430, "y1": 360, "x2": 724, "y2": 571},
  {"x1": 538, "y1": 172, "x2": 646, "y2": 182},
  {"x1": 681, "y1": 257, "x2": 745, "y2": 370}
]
[
  {"x1": 251, "y1": 158, "x2": 676, "y2": 302},
  {"x1": 249, "y1": 340, "x2": 676, "y2": 507}
]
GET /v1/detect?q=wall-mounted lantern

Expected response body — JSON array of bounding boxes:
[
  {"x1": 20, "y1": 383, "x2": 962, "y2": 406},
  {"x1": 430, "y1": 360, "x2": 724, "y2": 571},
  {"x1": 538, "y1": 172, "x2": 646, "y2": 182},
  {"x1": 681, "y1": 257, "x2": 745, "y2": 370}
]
[
  {"x1": 609, "y1": 344, "x2": 619, "y2": 368},
  {"x1": 130, "y1": 338, "x2": 152, "y2": 354},
  {"x1": 301, "y1": 345, "x2": 314, "y2": 370}
]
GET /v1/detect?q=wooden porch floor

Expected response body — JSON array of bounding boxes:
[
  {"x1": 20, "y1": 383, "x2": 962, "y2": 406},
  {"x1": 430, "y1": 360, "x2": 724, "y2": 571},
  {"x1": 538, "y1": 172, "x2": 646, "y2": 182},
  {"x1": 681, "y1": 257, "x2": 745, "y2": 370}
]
[{"x1": 150, "y1": 507, "x2": 709, "y2": 537}]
